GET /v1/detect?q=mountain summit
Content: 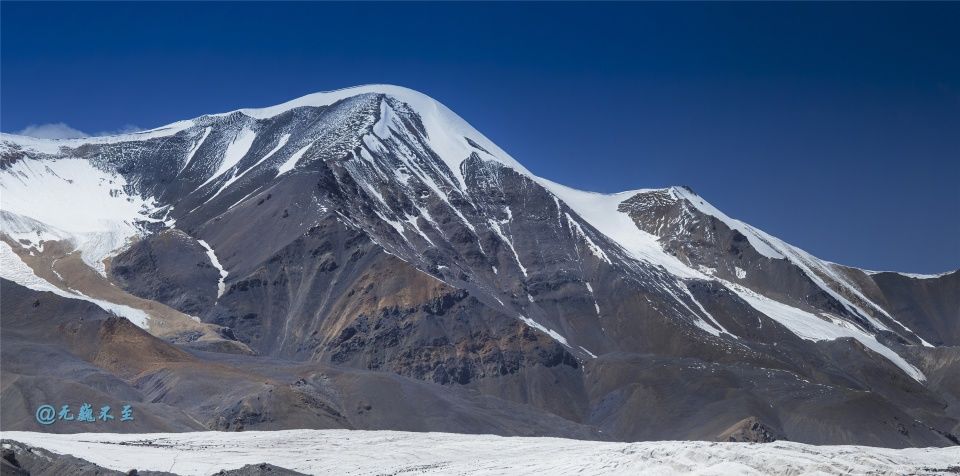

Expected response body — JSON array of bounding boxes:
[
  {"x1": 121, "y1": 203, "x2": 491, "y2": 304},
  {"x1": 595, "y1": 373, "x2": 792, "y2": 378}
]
[{"x1": 2, "y1": 85, "x2": 957, "y2": 446}]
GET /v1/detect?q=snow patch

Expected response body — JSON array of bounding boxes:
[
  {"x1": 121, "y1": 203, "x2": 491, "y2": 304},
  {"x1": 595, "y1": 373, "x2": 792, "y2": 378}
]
[
  {"x1": 231, "y1": 134, "x2": 290, "y2": 182},
  {"x1": 489, "y1": 220, "x2": 527, "y2": 278},
  {"x1": 0, "y1": 157, "x2": 159, "y2": 275},
  {"x1": 180, "y1": 127, "x2": 212, "y2": 173},
  {"x1": 518, "y1": 314, "x2": 569, "y2": 347},
  {"x1": 584, "y1": 282, "x2": 601, "y2": 316},
  {"x1": 727, "y1": 281, "x2": 925, "y2": 382},
  {"x1": 682, "y1": 282, "x2": 735, "y2": 338},
  {"x1": 277, "y1": 142, "x2": 313, "y2": 175},
  {"x1": 865, "y1": 269, "x2": 955, "y2": 280},
  {"x1": 565, "y1": 213, "x2": 612, "y2": 264},
  {"x1": 200, "y1": 127, "x2": 256, "y2": 187},
  {"x1": 197, "y1": 239, "x2": 228, "y2": 298},
  {"x1": 0, "y1": 242, "x2": 150, "y2": 328}
]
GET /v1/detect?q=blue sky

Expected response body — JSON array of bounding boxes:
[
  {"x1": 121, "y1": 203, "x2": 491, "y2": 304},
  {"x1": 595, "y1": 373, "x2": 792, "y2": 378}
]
[{"x1": 2, "y1": 2, "x2": 957, "y2": 273}]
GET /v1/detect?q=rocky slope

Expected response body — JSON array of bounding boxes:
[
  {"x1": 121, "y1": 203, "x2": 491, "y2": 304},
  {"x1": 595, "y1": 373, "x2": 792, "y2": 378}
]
[{"x1": 1, "y1": 85, "x2": 957, "y2": 446}]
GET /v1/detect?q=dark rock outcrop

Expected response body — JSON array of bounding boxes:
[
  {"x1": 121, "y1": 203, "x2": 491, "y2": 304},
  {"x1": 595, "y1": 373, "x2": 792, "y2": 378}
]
[{"x1": 717, "y1": 417, "x2": 783, "y2": 443}]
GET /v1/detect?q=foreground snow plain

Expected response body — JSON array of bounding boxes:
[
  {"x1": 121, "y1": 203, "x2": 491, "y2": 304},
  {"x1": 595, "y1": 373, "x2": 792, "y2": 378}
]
[{"x1": 4, "y1": 430, "x2": 959, "y2": 475}]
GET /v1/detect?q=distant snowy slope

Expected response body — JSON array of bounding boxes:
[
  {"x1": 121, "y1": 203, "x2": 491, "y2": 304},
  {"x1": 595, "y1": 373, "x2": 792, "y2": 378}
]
[
  {"x1": 0, "y1": 157, "x2": 159, "y2": 274},
  {"x1": 0, "y1": 121, "x2": 194, "y2": 155}
]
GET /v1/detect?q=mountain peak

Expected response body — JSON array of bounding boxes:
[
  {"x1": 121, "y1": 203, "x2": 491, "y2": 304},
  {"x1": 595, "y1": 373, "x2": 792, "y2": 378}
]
[
  {"x1": 3, "y1": 83, "x2": 958, "y2": 446},
  {"x1": 214, "y1": 84, "x2": 437, "y2": 120}
]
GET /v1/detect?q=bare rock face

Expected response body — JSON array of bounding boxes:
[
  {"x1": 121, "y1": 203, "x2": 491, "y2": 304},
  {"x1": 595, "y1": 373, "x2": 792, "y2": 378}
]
[
  {"x1": 109, "y1": 229, "x2": 220, "y2": 317},
  {"x1": 1, "y1": 85, "x2": 957, "y2": 447},
  {"x1": 1, "y1": 446, "x2": 30, "y2": 476},
  {"x1": 868, "y1": 270, "x2": 960, "y2": 346},
  {"x1": 717, "y1": 417, "x2": 783, "y2": 443},
  {"x1": 1, "y1": 280, "x2": 600, "y2": 439}
]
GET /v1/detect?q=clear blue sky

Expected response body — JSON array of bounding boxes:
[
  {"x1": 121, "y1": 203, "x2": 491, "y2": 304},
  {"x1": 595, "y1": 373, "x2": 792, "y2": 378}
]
[{"x1": 2, "y1": 2, "x2": 957, "y2": 273}]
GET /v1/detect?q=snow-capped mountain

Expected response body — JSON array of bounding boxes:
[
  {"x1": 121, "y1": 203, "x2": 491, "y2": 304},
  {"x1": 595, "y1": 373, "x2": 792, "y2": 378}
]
[{"x1": 1, "y1": 85, "x2": 957, "y2": 447}]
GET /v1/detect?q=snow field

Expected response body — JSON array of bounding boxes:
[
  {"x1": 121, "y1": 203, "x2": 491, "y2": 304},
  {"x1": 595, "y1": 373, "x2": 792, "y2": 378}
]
[{"x1": 3, "y1": 429, "x2": 958, "y2": 476}]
